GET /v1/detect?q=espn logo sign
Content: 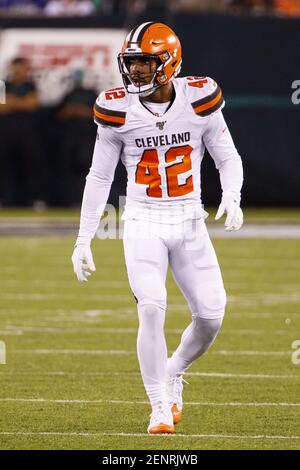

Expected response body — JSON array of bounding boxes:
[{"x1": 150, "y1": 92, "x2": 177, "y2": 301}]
[
  {"x1": 0, "y1": 340, "x2": 6, "y2": 364},
  {"x1": 0, "y1": 80, "x2": 5, "y2": 104}
]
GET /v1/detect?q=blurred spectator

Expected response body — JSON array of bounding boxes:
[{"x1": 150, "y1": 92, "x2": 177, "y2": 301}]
[
  {"x1": 229, "y1": 0, "x2": 274, "y2": 13},
  {"x1": 101, "y1": 0, "x2": 146, "y2": 14},
  {"x1": 168, "y1": 0, "x2": 229, "y2": 12},
  {"x1": 274, "y1": 0, "x2": 300, "y2": 16},
  {"x1": 0, "y1": 0, "x2": 47, "y2": 14},
  {"x1": 44, "y1": 0, "x2": 96, "y2": 16},
  {"x1": 0, "y1": 57, "x2": 47, "y2": 207},
  {"x1": 55, "y1": 68, "x2": 97, "y2": 205}
]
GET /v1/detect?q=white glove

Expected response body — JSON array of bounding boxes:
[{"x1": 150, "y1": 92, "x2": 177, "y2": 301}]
[
  {"x1": 215, "y1": 191, "x2": 243, "y2": 231},
  {"x1": 72, "y1": 243, "x2": 96, "y2": 283}
]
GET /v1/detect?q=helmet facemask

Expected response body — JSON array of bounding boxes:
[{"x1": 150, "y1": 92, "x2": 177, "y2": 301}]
[{"x1": 118, "y1": 52, "x2": 166, "y2": 97}]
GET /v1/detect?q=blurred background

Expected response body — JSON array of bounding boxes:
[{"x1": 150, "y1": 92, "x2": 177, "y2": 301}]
[
  {"x1": 0, "y1": 0, "x2": 299, "y2": 209},
  {"x1": 0, "y1": 2, "x2": 300, "y2": 452}
]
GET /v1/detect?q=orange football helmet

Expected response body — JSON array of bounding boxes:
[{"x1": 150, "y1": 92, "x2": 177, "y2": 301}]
[{"x1": 118, "y1": 22, "x2": 182, "y2": 96}]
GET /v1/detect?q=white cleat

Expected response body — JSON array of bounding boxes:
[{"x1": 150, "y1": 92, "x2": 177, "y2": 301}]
[
  {"x1": 147, "y1": 402, "x2": 175, "y2": 434},
  {"x1": 167, "y1": 373, "x2": 188, "y2": 425}
]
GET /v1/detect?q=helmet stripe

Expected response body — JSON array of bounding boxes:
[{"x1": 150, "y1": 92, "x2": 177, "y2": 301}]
[
  {"x1": 128, "y1": 24, "x2": 141, "y2": 43},
  {"x1": 130, "y1": 21, "x2": 154, "y2": 44}
]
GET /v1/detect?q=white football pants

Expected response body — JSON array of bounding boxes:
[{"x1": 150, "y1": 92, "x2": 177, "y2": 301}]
[{"x1": 123, "y1": 217, "x2": 226, "y2": 406}]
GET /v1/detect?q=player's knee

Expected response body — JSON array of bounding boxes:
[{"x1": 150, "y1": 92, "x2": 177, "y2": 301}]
[
  {"x1": 192, "y1": 315, "x2": 223, "y2": 349},
  {"x1": 137, "y1": 303, "x2": 165, "y2": 334},
  {"x1": 194, "y1": 284, "x2": 226, "y2": 319}
]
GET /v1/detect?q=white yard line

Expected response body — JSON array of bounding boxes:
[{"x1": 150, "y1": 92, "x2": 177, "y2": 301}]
[
  {"x1": 0, "y1": 330, "x2": 23, "y2": 336},
  {"x1": 2, "y1": 280, "x2": 299, "y2": 290},
  {"x1": 1, "y1": 325, "x2": 293, "y2": 335},
  {"x1": 229, "y1": 311, "x2": 299, "y2": 319},
  {"x1": 3, "y1": 326, "x2": 138, "y2": 334},
  {"x1": 0, "y1": 398, "x2": 299, "y2": 407},
  {"x1": 0, "y1": 294, "x2": 131, "y2": 301},
  {"x1": 0, "y1": 308, "x2": 297, "y2": 319},
  {"x1": 186, "y1": 371, "x2": 299, "y2": 379},
  {"x1": 12, "y1": 349, "x2": 134, "y2": 355},
  {"x1": 0, "y1": 431, "x2": 299, "y2": 440},
  {"x1": 1, "y1": 371, "x2": 298, "y2": 380},
  {"x1": 213, "y1": 350, "x2": 291, "y2": 356},
  {"x1": 10, "y1": 349, "x2": 291, "y2": 356},
  {"x1": 1, "y1": 280, "x2": 128, "y2": 287},
  {"x1": 102, "y1": 432, "x2": 300, "y2": 439}
]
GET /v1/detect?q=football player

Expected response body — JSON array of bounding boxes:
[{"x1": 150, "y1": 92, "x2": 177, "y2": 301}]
[{"x1": 72, "y1": 22, "x2": 243, "y2": 434}]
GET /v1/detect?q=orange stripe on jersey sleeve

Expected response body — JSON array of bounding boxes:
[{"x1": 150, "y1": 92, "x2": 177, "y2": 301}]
[
  {"x1": 192, "y1": 86, "x2": 224, "y2": 117},
  {"x1": 193, "y1": 89, "x2": 222, "y2": 113},
  {"x1": 94, "y1": 103, "x2": 126, "y2": 127}
]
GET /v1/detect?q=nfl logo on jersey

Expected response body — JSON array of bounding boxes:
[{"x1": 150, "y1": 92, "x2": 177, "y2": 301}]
[{"x1": 156, "y1": 121, "x2": 166, "y2": 131}]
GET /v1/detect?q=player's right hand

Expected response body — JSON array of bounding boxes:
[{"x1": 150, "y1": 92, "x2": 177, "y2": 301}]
[
  {"x1": 215, "y1": 191, "x2": 243, "y2": 232},
  {"x1": 72, "y1": 244, "x2": 96, "y2": 283}
]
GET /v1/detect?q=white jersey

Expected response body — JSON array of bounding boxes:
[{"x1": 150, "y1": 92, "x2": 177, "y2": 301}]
[{"x1": 77, "y1": 76, "x2": 243, "y2": 239}]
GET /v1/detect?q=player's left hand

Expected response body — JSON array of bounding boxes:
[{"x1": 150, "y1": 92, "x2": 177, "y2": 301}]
[
  {"x1": 215, "y1": 191, "x2": 243, "y2": 231},
  {"x1": 72, "y1": 243, "x2": 96, "y2": 283}
]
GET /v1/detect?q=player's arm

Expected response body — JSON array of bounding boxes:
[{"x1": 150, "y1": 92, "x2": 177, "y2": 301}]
[
  {"x1": 202, "y1": 110, "x2": 244, "y2": 231},
  {"x1": 72, "y1": 124, "x2": 122, "y2": 282}
]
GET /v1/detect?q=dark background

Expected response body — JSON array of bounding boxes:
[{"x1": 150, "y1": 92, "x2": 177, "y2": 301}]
[{"x1": 0, "y1": 11, "x2": 299, "y2": 207}]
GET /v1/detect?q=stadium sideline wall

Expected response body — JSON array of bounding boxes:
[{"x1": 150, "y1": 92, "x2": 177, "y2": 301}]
[{"x1": 0, "y1": 12, "x2": 298, "y2": 206}]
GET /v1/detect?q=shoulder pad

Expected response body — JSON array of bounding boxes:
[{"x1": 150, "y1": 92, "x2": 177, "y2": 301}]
[
  {"x1": 184, "y1": 76, "x2": 224, "y2": 117},
  {"x1": 94, "y1": 86, "x2": 127, "y2": 127}
]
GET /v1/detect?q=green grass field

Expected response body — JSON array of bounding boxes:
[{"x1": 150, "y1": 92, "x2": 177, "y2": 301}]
[{"x1": 0, "y1": 232, "x2": 300, "y2": 450}]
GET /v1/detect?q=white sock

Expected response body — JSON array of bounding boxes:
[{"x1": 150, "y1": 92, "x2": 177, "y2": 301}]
[
  {"x1": 167, "y1": 316, "x2": 223, "y2": 377},
  {"x1": 137, "y1": 303, "x2": 168, "y2": 407}
]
